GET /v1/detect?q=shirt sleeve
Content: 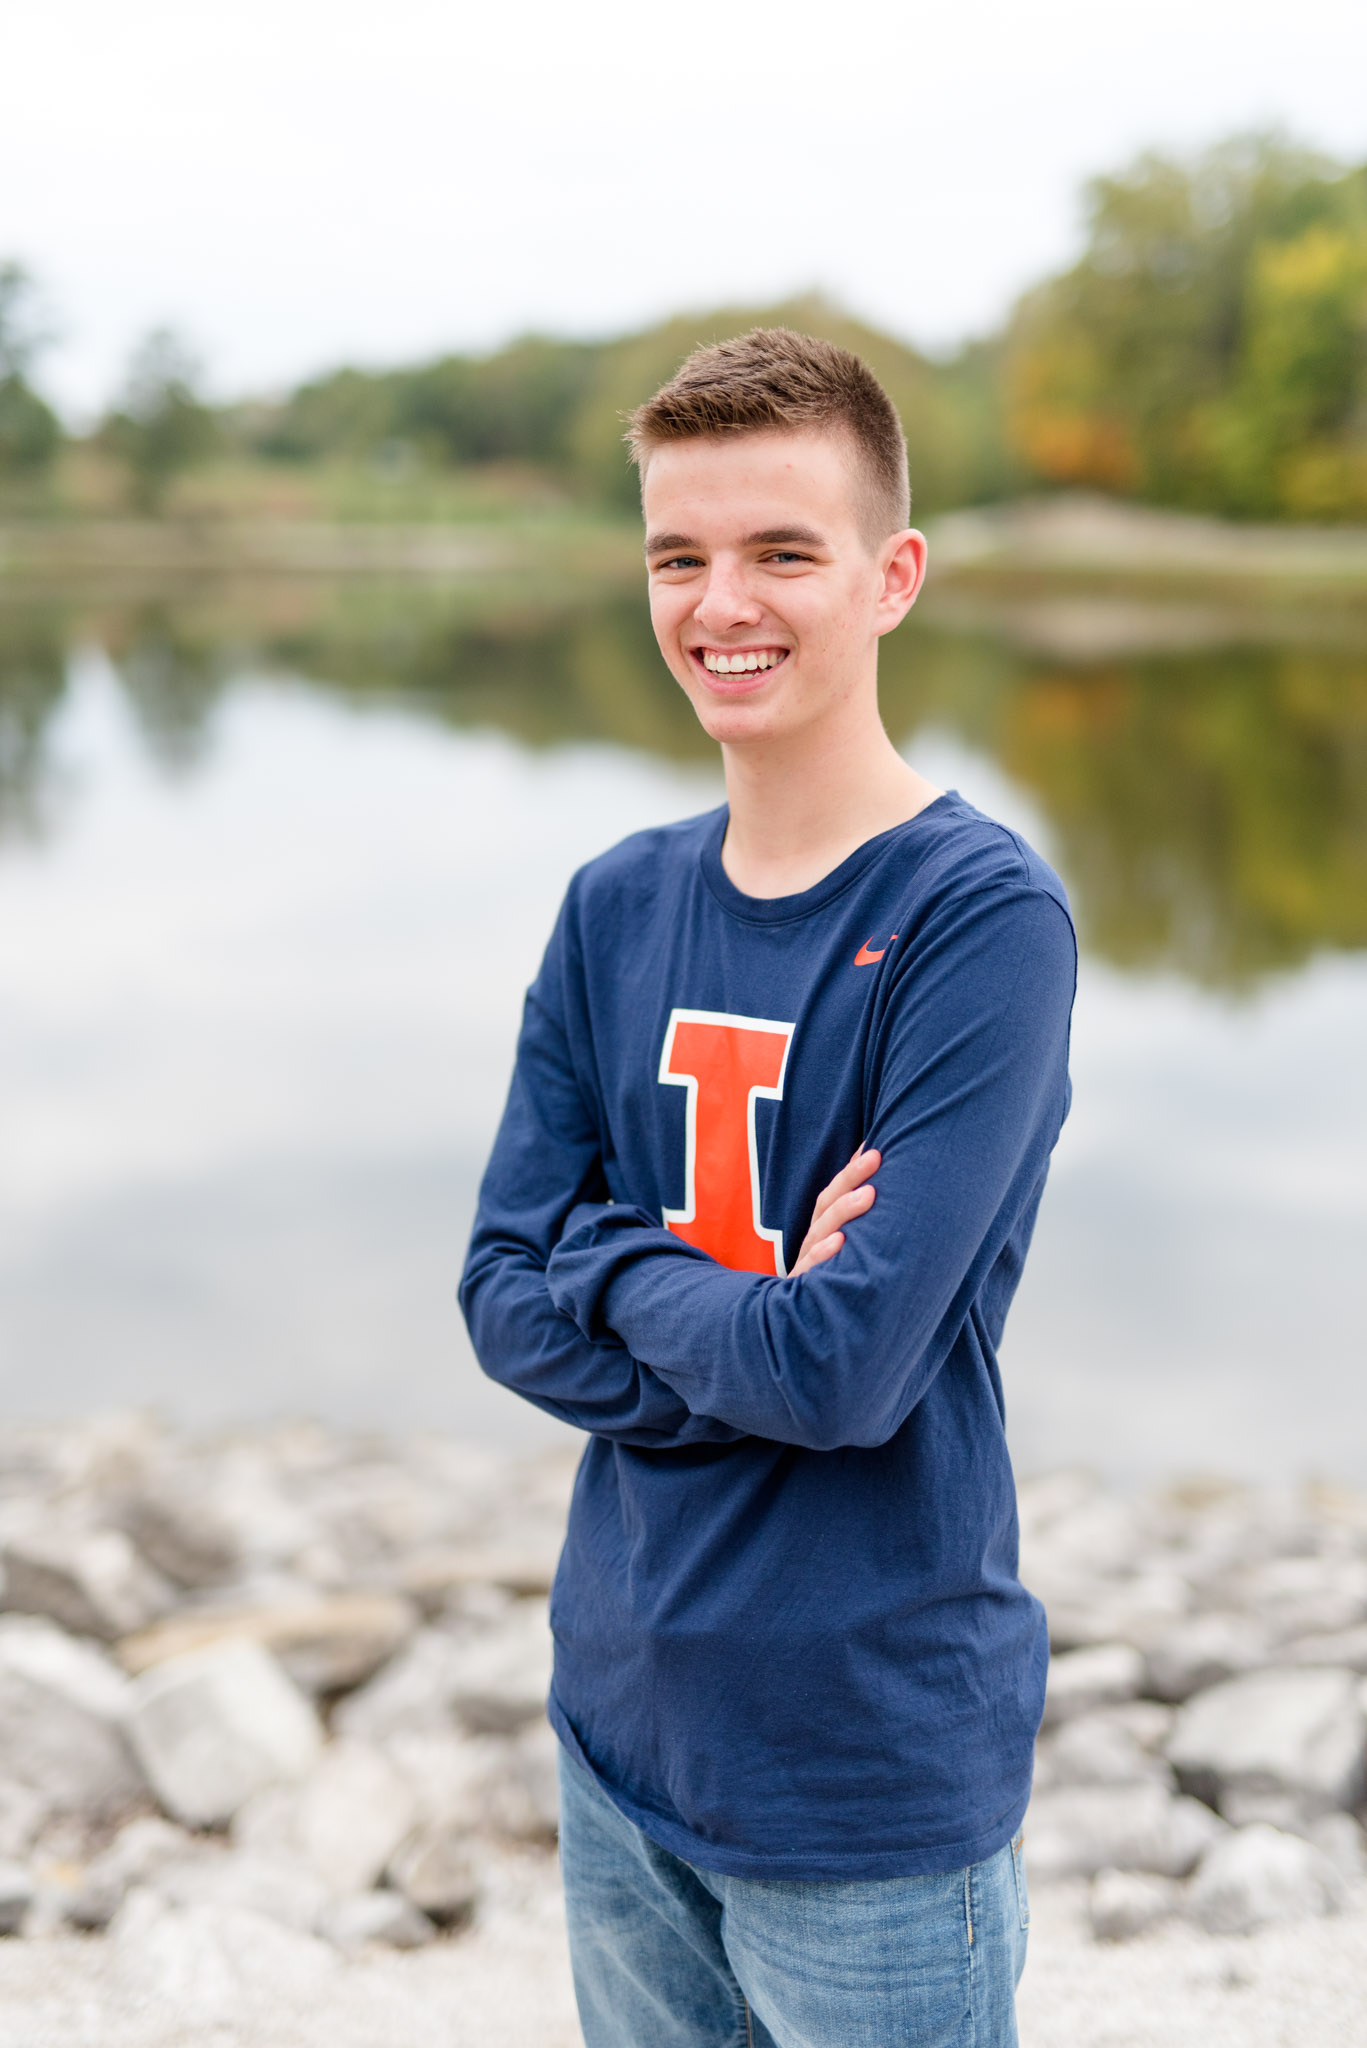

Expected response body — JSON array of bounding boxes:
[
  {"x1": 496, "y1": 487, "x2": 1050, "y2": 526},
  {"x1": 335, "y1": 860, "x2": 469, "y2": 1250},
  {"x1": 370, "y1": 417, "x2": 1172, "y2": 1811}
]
[
  {"x1": 459, "y1": 917, "x2": 748, "y2": 1450},
  {"x1": 543, "y1": 883, "x2": 1076, "y2": 1452}
]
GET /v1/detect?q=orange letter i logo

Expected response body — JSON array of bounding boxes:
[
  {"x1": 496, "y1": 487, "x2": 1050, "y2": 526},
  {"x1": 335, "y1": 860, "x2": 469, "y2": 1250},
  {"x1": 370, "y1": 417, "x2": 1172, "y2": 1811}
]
[{"x1": 657, "y1": 1009, "x2": 795, "y2": 1275}]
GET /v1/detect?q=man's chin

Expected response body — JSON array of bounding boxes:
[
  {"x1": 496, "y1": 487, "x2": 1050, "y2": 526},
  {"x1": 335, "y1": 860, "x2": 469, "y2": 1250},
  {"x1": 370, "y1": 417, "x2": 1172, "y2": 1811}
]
[
  {"x1": 691, "y1": 704, "x2": 786, "y2": 747},
  {"x1": 678, "y1": 683, "x2": 788, "y2": 747}
]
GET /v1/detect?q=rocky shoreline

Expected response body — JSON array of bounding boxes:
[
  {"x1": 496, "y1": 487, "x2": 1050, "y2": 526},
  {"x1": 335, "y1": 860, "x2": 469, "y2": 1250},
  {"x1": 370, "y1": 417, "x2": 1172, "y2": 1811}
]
[
  {"x1": 0, "y1": 1414, "x2": 1364, "y2": 2040},
  {"x1": 1020, "y1": 1466, "x2": 1367, "y2": 1938}
]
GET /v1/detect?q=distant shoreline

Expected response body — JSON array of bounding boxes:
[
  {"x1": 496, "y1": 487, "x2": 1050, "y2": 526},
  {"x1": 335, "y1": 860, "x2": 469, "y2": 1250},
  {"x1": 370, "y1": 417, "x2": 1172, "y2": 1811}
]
[
  {"x1": 0, "y1": 512, "x2": 638, "y2": 585},
  {"x1": 5, "y1": 494, "x2": 1367, "y2": 601}
]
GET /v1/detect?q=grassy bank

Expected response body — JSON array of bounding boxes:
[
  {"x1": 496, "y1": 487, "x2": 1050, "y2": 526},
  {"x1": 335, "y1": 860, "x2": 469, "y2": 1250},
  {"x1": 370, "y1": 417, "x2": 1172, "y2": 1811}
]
[
  {"x1": 930, "y1": 496, "x2": 1367, "y2": 601},
  {"x1": 6, "y1": 456, "x2": 1367, "y2": 604}
]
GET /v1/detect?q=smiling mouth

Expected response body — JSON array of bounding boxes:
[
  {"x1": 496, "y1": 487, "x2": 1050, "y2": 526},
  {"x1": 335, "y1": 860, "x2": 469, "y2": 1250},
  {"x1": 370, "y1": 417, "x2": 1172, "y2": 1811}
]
[{"x1": 691, "y1": 647, "x2": 789, "y2": 678}]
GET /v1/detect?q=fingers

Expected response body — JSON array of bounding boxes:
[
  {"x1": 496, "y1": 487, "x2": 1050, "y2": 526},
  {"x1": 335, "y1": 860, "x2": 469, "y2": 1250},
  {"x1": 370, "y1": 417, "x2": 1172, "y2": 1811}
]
[
  {"x1": 791, "y1": 1148, "x2": 882, "y2": 1278},
  {"x1": 839, "y1": 1146, "x2": 881, "y2": 1189},
  {"x1": 791, "y1": 1146, "x2": 882, "y2": 1279},
  {"x1": 819, "y1": 1184, "x2": 877, "y2": 1235},
  {"x1": 807, "y1": 1149, "x2": 881, "y2": 1242},
  {"x1": 791, "y1": 1229, "x2": 844, "y2": 1278}
]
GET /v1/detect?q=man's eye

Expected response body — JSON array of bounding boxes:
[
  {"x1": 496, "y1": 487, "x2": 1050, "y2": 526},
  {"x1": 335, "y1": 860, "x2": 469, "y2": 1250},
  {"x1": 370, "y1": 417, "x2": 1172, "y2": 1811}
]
[
  {"x1": 766, "y1": 551, "x2": 811, "y2": 565},
  {"x1": 655, "y1": 556, "x2": 703, "y2": 572}
]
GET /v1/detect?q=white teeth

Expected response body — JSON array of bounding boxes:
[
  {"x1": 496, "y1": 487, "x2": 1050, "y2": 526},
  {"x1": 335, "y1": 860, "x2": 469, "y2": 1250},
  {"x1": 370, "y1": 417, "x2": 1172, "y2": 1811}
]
[{"x1": 701, "y1": 650, "x2": 784, "y2": 673}]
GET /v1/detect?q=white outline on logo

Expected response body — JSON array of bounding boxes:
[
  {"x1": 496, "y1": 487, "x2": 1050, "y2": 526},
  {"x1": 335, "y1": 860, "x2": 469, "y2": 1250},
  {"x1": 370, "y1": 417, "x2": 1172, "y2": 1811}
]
[{"x1": 657, "y1": 1007, "x2": 796, "y2": 1277}]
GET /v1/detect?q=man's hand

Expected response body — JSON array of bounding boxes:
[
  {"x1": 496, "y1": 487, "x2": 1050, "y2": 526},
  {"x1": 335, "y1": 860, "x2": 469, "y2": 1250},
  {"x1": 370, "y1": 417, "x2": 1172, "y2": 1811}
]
[{"x1": 790, "y1": 1147, "x2": 881, "y2": 1278}]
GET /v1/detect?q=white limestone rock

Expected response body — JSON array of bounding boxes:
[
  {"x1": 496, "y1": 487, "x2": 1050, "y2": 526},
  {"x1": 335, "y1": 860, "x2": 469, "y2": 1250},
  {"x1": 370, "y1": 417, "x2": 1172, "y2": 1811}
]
[
  {"x1": 1303, "y1": 1810, "x2": 1367, "y2": 1884},
  {"x1": 0, "y1": 1780, "x2": 49, "y2": 1861},
  {"x1": 334, "y1": 1600, "x2": 551, "y2": 1741},
  {"x1": 1088, "y1": 1867, "x2": 1181, "y2": 1941},
  {"x1": 233, "y1": 1739, "x2": 418, "y2": 1894},
  {"x1": 118, "y1": 1591, "x2": 419, "y2": 1696},
  {"x1": 1034, "y1": 1708, "x2": 1176, "y2": 1792},
  {"x1": 1018, "y1": 1475, "x2": 1189, "y2": 1650},
  {"x1": 128, "y1": 1640, "x2": 323, "y2": 1827},
  {"x1": 112, "y1": 1474, "x2": 240, "y2": 1590},
  {"x1": 332, "y1": 1628, "x2": 469, "y2": 1742},
  {"x1": 388, "y1": 1820, "x2": 480, "y2": 1925},
  {"x1": 480, "y1": 1720, "x2": 560, "y2": 1843},
  {"x1": 0, "y1": 1616, "x2": 146, "y2": 1816},
  {"x1": 380, "y1": 1721, "x2": 559, "y2": 1845},
  {"x1": 66, "y1": 1815, "x2": 194, "y2": 1930},
  {"x1": 1284, "y1": 1623, "x2": 1367, "y2": 1674},
  {"x1": 1165, "y1": 1665, "x2": 1367, "y2": 1825},
  {"x1": 108, "y1": 1886, "x2": 339, "y2": 2012},
  {"x1": 1222, "y1": 1557, "x2": 1367, "y2": 1644},
  {"x1": 1187, "y1": 1821, "x2": 1346, "y2": 1935},
  {"x1": 1112, "y1": 1700, "x2": 1176, "y2": 1745},
  {"x1": 1143, "y1": 1611, "x2": 1270, "y2": 1702},
  {"x1": 148, "y1": 1844, "x2": 331, "y2": 1933},
  {"x1": 1041, "y1": 1643, "x2": 1144, "y2": 1727},
  {"x1": 1025, "y1": 1782, "x2": 1225, "y2": 1880},
  {"x1": 445, "y1": 1599, "x2": 553, "y2": 1736},
  {"x1": 1048, "y1": 1574, "x2": 1191, "y2": 1655},
  {"x1": 1, "y1": 1527, "x2": 173, "y2": 1641},
  {"x1": 0, "y1": 1861, "x2": 35, "y2": 1936},
  {"x1": 1018, "y1": 1472, "x2": 1142, "y2": 1581},
  {"x1": 187, "y1": 1447, "x2": 326, "y2": 1576},
  {"x1": 0, "y1": 1612, "x2": 131, "y2": 1719},
  {"x1": 397, "y1": 1539, "x2": 561, "y2": 1612},
  {"x1": 382, "y1": 1728, "x2": 497, "y2": 1833},
  {"x1": 320, "y1": 1888, "x2": 437, "y2": 1951}
]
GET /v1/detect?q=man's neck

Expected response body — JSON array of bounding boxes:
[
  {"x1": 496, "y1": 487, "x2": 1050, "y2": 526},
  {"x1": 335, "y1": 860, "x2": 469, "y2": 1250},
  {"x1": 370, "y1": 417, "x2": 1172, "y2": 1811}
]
[{"x1": 719, "y1": 696, "x2": 942, "y2": 901}]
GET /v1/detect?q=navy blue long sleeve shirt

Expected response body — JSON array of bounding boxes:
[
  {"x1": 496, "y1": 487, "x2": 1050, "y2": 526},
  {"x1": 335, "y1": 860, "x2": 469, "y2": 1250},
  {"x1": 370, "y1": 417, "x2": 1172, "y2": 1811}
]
[{"x1": 460, "y1": 794, "x2": 1076, "y2": 1879}]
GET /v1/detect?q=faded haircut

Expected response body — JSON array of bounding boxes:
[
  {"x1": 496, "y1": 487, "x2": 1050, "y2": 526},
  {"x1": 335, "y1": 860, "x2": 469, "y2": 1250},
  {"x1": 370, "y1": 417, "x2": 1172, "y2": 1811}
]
[{"x1": 625, "y1": 327, "x2": 911, "y2": 546}]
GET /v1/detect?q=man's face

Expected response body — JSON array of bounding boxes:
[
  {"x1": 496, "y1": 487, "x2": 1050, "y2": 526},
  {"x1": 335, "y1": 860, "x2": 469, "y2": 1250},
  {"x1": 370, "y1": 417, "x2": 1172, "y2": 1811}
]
[{"x1": 642, "y1": 428, "x2": 925, "y2": 750}]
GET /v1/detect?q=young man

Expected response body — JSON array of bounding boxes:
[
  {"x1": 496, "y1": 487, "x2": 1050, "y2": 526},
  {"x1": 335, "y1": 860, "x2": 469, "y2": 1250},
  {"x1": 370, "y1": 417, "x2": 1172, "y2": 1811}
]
[{"x1": 461, "y1": 329, "x2": 1075, "y2": 2047}]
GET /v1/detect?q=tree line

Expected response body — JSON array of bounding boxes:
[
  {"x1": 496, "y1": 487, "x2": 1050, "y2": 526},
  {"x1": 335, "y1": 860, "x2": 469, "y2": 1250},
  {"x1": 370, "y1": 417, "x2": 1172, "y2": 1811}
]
[{"x1": 4, "y1": 136, "x2": 1366, "y2": 521}]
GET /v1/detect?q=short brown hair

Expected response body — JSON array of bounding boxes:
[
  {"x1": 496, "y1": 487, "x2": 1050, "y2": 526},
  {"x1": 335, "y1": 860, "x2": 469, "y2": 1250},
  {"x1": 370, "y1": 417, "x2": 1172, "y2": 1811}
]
[{"x1": 625, "y1": 327, "x2": 911, "y2": 544}]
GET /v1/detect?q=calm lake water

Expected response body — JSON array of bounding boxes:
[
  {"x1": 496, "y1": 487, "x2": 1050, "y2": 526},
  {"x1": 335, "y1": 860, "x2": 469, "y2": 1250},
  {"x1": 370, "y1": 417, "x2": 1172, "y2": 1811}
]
[{"x1": 1, "y1": 566, "x2": 1364, "y2": 1479}]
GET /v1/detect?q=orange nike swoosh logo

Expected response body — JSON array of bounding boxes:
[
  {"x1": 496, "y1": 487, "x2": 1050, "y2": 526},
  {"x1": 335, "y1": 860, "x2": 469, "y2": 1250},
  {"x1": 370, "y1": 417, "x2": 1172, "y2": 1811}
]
[{"x1": 854, "y1": 933, "x2": 898, "y2": 966}]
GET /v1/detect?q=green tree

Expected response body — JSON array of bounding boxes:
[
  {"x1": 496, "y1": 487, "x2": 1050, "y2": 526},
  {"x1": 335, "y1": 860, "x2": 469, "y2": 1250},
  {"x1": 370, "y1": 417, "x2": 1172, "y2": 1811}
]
[
  {"x1": 255, "y1": 364, "x2": 400, "y2": 461},
  {"x1": 0, "y1": 262, "x2": 61, "y2": 479},
  {"x1": 1004, "y1": 137, "x2": 1367, "y2": 517},
  {"x1": 1207, "y1": 204, "x2": 1367, "y2": 515},
  {"x1": 104, "y1": 328, "x2": 218, "y2": 513},
  {"x1": 252, "y1": 298, "x2": 1013, "y2": 515},
  {"x1": 395, "y1": 335, "x2": 600, "y2": 467}
]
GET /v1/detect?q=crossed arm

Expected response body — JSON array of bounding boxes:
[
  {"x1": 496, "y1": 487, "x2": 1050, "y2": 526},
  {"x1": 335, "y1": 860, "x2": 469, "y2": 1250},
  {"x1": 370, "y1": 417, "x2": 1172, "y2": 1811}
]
[
  {"x1": 459, "y1": 884, "x2": 1075, "y2": 1454},
  {"x1": 458, "y1": 1038, "x2": 877, "y2": 1454}
]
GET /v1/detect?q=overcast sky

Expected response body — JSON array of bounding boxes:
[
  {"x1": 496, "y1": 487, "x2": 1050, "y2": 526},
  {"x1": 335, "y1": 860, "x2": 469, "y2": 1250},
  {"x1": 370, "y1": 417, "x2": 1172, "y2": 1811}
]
[{"x1": 5, "y1": 0, "x2": 1366, "y2": 419}]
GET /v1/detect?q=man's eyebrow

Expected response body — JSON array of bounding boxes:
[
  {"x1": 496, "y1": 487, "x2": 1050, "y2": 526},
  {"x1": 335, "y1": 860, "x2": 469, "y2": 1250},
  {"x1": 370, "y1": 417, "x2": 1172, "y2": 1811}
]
[
  {"x1": 645, "y1": 524, "x2": 829, "y2": 556},
  {"x1": 743, "y1": 525, "x2": 827, "y2": 548}
]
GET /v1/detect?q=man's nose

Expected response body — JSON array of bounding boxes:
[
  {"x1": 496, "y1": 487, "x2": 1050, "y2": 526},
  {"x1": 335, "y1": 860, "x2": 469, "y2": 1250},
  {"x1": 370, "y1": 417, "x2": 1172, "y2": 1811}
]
[{"x1": 694, "y1": 560, "x2": 762, "y2": 634}]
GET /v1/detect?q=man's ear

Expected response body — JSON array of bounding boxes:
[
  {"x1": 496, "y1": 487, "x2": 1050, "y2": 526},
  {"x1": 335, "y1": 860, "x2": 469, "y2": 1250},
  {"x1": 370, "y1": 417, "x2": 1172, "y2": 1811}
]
[{"x1": 875, "y1": 531, "x2": 928, "y2": 636}]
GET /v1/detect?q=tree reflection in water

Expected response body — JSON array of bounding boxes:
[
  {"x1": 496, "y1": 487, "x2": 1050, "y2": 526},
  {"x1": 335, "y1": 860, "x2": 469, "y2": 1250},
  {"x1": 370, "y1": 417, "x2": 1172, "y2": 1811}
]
[{"x1": 2, "y1": 573, "x2": 1364, "y2": 991}]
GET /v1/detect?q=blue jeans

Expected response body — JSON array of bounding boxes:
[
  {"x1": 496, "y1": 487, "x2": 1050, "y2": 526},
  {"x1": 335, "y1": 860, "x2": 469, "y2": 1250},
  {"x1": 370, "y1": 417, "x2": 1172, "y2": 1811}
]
[{"x1": 558, "y1": 1748, "x2": 1029, "y2": 2048}]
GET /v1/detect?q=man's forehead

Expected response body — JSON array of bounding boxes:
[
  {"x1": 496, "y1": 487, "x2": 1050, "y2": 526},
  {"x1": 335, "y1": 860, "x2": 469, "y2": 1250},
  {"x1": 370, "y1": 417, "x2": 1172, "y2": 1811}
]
[
  {"x1": 644, "y1": 426, "x2": 854, "y2": 490},
  {"x1": 641, "y1": 430, "x2": 858, "y2": 548}
]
